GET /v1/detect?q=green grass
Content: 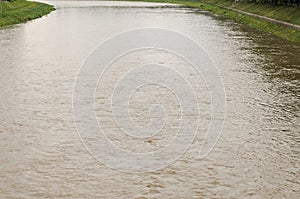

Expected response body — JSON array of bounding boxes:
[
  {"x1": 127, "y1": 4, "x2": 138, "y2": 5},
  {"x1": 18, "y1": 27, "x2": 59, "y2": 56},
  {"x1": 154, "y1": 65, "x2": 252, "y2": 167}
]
[
  {"x1": 203, "y1": 0, "x2": 300, "y2": 26},
  {"x1": 0, "y1": 0, "x2": 55, "y2": 27},
  {"x1": 123, "y1": 0, "x2": 300, "y2": 44}
]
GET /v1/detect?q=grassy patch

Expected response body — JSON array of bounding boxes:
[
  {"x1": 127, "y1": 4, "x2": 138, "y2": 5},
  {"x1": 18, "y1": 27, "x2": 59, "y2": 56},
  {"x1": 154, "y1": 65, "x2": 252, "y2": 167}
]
[
  {"x1": 0, "y1": 0, "x2": 55, "y2": 27},
  {"x1": 203, "y1": 0, "x2": 300, "y2": 26}
]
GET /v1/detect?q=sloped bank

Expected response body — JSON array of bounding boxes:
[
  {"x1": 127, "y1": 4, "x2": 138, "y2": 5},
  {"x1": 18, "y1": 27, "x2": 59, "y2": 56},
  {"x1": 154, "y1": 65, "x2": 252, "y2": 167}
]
[{"x1": 0, "y1": 0, "x2": 55, "y2": 27}]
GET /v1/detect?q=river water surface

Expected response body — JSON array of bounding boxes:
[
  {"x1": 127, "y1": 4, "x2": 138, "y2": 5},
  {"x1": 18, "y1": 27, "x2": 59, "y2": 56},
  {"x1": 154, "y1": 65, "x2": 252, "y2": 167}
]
[{"x1": 0, "y1": 1, "x2": 299, "y2": 198}]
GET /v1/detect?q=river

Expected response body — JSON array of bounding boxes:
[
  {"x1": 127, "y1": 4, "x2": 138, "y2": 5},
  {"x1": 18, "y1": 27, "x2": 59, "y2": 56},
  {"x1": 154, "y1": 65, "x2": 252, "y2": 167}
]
[{"x1": 0, "y1": 1, "x2": 299, "y2": 198}]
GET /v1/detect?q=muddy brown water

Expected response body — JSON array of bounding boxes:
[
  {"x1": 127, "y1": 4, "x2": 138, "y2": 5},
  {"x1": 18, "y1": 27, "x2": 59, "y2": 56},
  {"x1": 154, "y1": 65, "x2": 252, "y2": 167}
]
[{"x1": 0, "y1": 1, "x2": 299, "y2": 198}]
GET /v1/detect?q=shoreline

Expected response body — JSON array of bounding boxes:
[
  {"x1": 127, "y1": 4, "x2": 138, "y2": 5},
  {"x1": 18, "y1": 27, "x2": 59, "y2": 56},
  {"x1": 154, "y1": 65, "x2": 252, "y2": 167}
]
[
  {"x1": 122, "y1": 0, "x2": 300, "y2": 44},
  {"x1": 1, "y1": 0, "x2": 299, "y2": 44},
  {"x1": 0, "y1": 0, "x2": 55, "y2": 28}
]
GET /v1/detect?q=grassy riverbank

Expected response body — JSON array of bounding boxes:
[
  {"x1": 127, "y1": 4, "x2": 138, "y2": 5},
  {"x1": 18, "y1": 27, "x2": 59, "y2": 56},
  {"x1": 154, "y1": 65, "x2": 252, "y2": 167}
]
[
  {"x1": 198, "y1": 0, "x2": 300, "y2": 26},
  {"x1": 0, "y1": 0, "x2": 55, "y2": 27},
  {"x1": 126, "y1": 0, "x2": 300, "y2": 44}
]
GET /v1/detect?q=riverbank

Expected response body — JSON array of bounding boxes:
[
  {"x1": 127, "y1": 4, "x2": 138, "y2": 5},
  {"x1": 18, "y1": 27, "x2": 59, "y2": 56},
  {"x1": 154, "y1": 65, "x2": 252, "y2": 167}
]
[
  {"x1": 0, "y1": 0, "x2": 55, "y2": 27},
  {"x1": 197, "y1": 0, "x2": 300, "y2": 26},
  {"x1": 126, "y1": 0, "x2": 300, "y2": 44}
]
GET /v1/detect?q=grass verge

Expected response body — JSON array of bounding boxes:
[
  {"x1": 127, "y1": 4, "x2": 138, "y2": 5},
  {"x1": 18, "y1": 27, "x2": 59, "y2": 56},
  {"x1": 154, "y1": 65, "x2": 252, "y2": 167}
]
[
  {"x1": 0, "y1": 0, "x2": 55, "y2": 27},
  {"x1": 202, "y1": 0, "x2": 300, "y2": 26}
]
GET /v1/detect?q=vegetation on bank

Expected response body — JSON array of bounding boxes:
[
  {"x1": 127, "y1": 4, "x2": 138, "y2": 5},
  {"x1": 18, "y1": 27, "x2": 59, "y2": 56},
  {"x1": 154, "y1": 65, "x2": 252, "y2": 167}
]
[
  {"x1": 0, "y1": 0, "x2": 55, "y2": 27},
  {"x1": 200, "y1": 0, "x2": 300, "y2": 26},
  {"x1": 126, "y1": 0, "x2": 300, "y2": 43},
  {"x1": 234, "y1": 0, "x2": 299, "y2": 7}
]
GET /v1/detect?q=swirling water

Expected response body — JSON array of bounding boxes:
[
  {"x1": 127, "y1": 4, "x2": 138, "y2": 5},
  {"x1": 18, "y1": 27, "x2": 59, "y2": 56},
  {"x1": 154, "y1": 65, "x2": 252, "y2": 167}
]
[{"x1": 0, "y1": 1, "x2": 299, "y2": 198}]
